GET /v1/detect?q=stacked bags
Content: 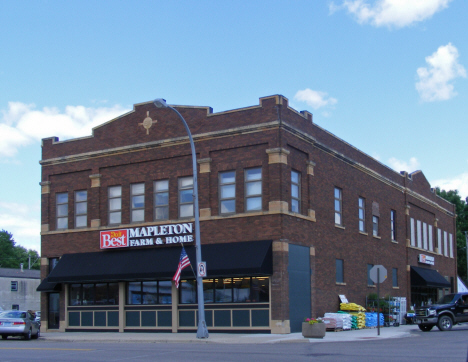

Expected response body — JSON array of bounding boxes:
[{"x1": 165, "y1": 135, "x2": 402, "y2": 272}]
[
  {"x1": 340, "y1": 302, "x2": 366, "y2": 312},
  {"x1": 324, "y1": 313, "x2": 352, "y2": 330},
  {"x1": 365, "y1": 312, "x2": 385, "y2": 327},
  {"x1": 349, "y1": 312, "x2": 366, "y2": 329},
  {"x1": 323, "y1": 313, "x2": 343, "y2": 330}
]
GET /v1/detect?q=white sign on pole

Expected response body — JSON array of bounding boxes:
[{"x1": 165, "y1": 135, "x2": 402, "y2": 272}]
[
  {"x1": 197, "y1": 262, "x2": 207, "y2": 278},
  {"x1": 369, "y1": 265, "x2": 387, "y2": 284}
]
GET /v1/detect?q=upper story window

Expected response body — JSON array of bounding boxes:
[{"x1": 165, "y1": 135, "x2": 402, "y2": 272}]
[
  {"x1": 336, "y1": 259, "x2": 344, "y2": 283},
  {"x1": 291, "y1": 170, "x2": 301, "y2": 213},
  {"x1": 56, "y1": 192, "x2": 68, "y2": 229},
  {"x1": 358, "y1": 197, "x2": 366, "y2": 232},
  {"x1": 154, "y1": 180, "x2": 169, "y2": 220},
  {"x1": 334, "y1": 187, "x2": 343, "y2": 225},
  {"x1": 390, "y1": 210, "x2": 396, "y2": 241},
  {"x1": 373, "y1": 216, "x2": 379, "y2": 237},
  {"x1": 245, "y1": 167, "x2": 262, "y2": 212},
  {"x1": 131, "y1": 183, "x2": 145, "y2": 223},
  {"x1": 179, "y1": 177, "x2": 194, "y2": 218},
  {"x1": 219, "y1": 171, "x2": 236, "y2": 214},
  {"x1": 392, "y1": 268, "x2": 398, "y2": 287},
  {"x1": 367, "y1": 264, "x2": 374, "y2": 286},
  {"x1": 75, "y1": 190, "x2": 87, "y2": 228},
  {"x1": 49, "y1": 257, "x2": 60, "y2": 274},
  {"x1": 108, "y1": 186, "x2": 122, "y2": 225},
  {"x1": 11, "y1": 281, "x2": 18, "y2": 291}
]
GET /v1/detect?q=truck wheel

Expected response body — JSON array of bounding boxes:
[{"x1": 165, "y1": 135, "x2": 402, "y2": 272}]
[
  {"x1": 418, "y1": 325, "x2": 433, "y2": 332},
  {"x1": 437, "y1": 316, "x2": 453, "y2": 331}
]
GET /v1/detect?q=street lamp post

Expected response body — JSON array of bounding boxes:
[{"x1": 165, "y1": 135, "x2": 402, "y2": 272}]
[{"x1": 153, "y1": 98, "x2": 209, "y2": 339}]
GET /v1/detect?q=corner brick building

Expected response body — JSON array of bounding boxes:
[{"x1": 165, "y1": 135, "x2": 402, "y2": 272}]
[{"x1": 38, "y1": 95, "x2": 457, "y2": 333}]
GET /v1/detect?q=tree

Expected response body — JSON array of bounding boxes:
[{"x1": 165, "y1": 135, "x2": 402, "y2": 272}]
[
  {"x1": 0, "y1": 230, "x2": 40, "y2": 270},
  {"x1": 435, "y1": 189, "x2": 468, "y2": 285}
]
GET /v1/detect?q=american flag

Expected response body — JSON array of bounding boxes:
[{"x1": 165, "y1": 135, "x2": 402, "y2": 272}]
[{"x1": 173, "y1": 247, "x2": 191, "y2": 288}]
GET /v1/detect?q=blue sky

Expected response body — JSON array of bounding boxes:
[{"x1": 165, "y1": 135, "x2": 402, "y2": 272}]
[{"x1": 1, "y1": 1, "x2": 467, "y2": 252}]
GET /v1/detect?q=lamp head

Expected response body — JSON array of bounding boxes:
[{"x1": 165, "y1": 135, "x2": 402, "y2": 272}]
[{"x1": 153, "y1": 98, "x2": 168, "y2": 108}]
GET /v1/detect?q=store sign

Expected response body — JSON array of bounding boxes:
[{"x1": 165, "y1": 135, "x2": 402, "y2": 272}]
[
  {"x1": 100, "y1": 223, "x2": 194, "y2": 249},
  {"x1": 418, "y1": 254, "x2": 435, "y2": 265}
]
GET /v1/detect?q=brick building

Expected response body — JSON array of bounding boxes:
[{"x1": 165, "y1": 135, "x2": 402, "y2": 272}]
[{"x1": 37, "y1": 95, "x2": 457, "y2": 333}]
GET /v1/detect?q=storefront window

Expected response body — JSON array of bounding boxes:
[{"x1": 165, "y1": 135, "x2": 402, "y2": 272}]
[
  {"x1": 126, "y1": 281, "x2": 172, "y2": 305},
  {"x1": 95, "y1": 283, "x2": 108, "y2": 304},
  {"x1": 180, "y1": 280, "x2": 197, "y2": 304},
  {"x1": 233, "y1": 277, "x2": 251, "y2": 302},
  {"x1": 251, "y1": 277, "x2": 269, "y2": 302},
  {"x1": 215, "y1": 278, "x2": 232, "y2": 303},
  {"x1": 158, "y1": 281, "x2": 172, "y2": 304},
  {"x1": 70, "y1": 284, "x2": 81, "y2": 305},
  {"x1": 69, "y1": 283, "x2": 119, "y2": 306},
  {"x1": 128, "y1": 282, "x2": 142, "y2": 304},
  {"x1": 82, "y1": 284, "x2": 95, "y2": 305},
  {"x1": 142, "y1": 281, "x2": 158, "y2": 304},
  {"x1": 203, "y1": 279, "x2": 215, "y2": 303}
]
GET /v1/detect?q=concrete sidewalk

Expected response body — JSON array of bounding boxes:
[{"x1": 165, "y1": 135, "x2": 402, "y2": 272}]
[{"x1": 40, "y1": 324, "x2": 419, "y2": 344}]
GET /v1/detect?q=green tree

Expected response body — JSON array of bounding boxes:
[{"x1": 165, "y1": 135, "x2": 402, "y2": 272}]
[
  {"x1": 436, "y1": 188, "x2": 468, "y2": 284},
  {"x1": 0, "y1": 230, "x2": 40, "y2": 270}
]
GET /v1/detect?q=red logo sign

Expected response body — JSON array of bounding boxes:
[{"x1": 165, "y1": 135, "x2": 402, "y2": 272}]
[{"x1": 100, "y1": 229, "x2": 129, "y2": 249}]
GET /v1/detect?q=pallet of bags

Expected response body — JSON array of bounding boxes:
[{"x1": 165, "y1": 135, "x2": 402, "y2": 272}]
[
  {"x1": 340, "y1": 303, "x2": 366, "y2": 312},
  {"x1": 350, "y1": 312, "x2": 366, "y2": 329},
  {"x1": 336, "y1": 311, "x2": 352, "y2": 330},
  {"x1": 323, "y1": 313, "x2": 344, "y2": 331}
]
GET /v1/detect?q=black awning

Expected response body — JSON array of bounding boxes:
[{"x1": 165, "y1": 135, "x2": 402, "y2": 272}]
[
  {"x1": 36, "y1": 277, "x2": 62, "y2": 292},
  {"x1": 411, "y1": 266, "x2": 451, "y2": 288},
  {"x1": 47, "y1": 240, "x2": 272, "y2": 283}
]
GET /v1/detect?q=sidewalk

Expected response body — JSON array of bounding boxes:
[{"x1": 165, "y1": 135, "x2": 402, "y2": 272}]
[{"x1": 40, "y1": 324, "x2": 419, "y2": 344}]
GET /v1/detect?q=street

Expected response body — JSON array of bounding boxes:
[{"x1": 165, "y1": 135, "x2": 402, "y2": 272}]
[{"x1": 1, "y1": 326, "x2": 468, "y2": 362}]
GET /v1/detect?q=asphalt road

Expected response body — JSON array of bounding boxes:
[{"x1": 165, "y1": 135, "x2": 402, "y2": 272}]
[{"x1": 0, "y1": 326, "x2": 467, "y2": 362}]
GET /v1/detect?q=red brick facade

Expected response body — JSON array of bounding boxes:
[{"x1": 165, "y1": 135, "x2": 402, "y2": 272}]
[{"x1": 39, "y1": 95, "x2": 457, "y2": 333}]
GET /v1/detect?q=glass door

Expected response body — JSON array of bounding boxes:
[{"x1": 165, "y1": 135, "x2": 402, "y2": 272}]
[{"x1": 48, "y1": 293, "x2": 60, "y2": 329}]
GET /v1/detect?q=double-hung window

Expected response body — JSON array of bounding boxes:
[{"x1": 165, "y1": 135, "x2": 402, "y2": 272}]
[
  {"x1": 108, "y1": 186, "x2": 122, "y2": 225},
  {"x1": 392, "y1": 268, "x2": 398, "y2": 287},
  {"x1": 75, "y1": 190, "x2": 87, "y2": 228},
  {"x1": 291, "y1": 170, "x2": 301, "y2": 213},
  {"x1": 336, "y1": 259, "x2": 344, "y2": 283},
  {"x1": 245, "y1": 168, "x2": 262, "y2": 212},
  {"x1": 367, "y1": 264, "x2": 374, "y2": 286},
  {"x1": 219, "y1": 171, "x2": 236, "y2": 214},
  {"x1": 390, "y1": 210, "x2": 396, "y2": 241},
  {"x1": 179, "y1": 177, "x2": 194, "y2": 218},
  {"x1": 154, "y1": 180, "x2": 169, "y2": 220},
  {"x1": 334, "y1": 187, "x2": 343, "y2": 225},
  {"x1": 56, "y1": 192, "x2": 68, "y2": 229},
  {"x1": 358, "y1": 197, "x2": 366, "y2": 232},
  {"x1": 11, "y1": 281, "x2": 18, "y2": 291},
  {"x1": 373, "y1": 216, "x2": 379, "y2": 237},
  {"x1": 131, "y1": 183, "x2": 145, "y2": 223}
]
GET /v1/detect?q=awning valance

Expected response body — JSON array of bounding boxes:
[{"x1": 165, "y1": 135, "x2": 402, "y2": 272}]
[
  {"x1": 36, "y1": 277, "x2": 62, "y2": 292},
  {"x1": 46, "y1": 240, "x2": 273, "y2": 284},
  {"x1": 411, "y1": 266, "x2": 451, "y2": 288}
]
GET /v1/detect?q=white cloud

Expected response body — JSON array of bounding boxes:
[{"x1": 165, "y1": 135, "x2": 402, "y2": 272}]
[
  {"x1": 330, "y1": 0, "x2": 452, "y2": 28},
  {"x1": 416, "y1": 43, "x2": 466, "y2": 102},
  {"x1": 0, "y1": 201, "x2": 41, "y2": 252},
  {"x1": 432, "y1": 172, "x2": 468, "y2": 200},
  {"x1": 294, "y1": 88, "x2": 337, "y2": 110},
  {"x1": 387, "y1": 156, "x2": 420, "y2": 173},
  {"x1": 0, "y1": 102, "x2": 130, "y2": 158}
]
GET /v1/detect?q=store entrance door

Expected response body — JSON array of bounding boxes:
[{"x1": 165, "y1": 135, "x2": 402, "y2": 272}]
[
  {"x1": 288, "y1": 244, "x2": 311, "y2": 333},
  {"x1": 48, "y1": 293, "x2": 60, "y2": 329}
]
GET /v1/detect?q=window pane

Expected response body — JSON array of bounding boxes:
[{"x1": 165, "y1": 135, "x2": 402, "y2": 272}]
[
  {"x1": 82, "y1": 284, "x2": 95, "y2": 305},
  {"x1": 392, "y1": 268, "x2": 398, "y2": 287},
  {"x1": 155, "y1": 207, "x2": 169, "y2": 220},
  {"x1": 70, "y1": 284, "x2": 81, "y2": 306},
  {"x1": 221, "y1": 172, "x2": 235, "y2": 184},
  {"x1": 246, "y1": 168, "x2": 261, "y2": 181},
  {"x1": 246, "y1": 181, "x2": 261, "y2": 196},
  {"x1": 132, "y1": 183, "x2": 144, "y2": 194},
  {"x1": 57, "y1": 204, "x2": 68, "y2": 217},
  {"x1": 336, "y1": 259, "x2": 344, "y2": 283},
  {"x1": 291, "y1": 199, "x2": 299, "y2": 213},
  {"x1": 57, "y1": 193, "x2": 68, "y2": 203},
  {"x1": 127, "y1": 282, "x2": 142, "y2": 304},
  {"x1": 203, "y1": 279, "x2": 214, "y2": 303},
  {"x1": 132, "y1": 209, "x2": 144, "y2": 222},
  {"x1": 57, "y1": 217, "x2": 68, "y2": 229},
  {"x1": 180, "y1": 189, "x2": 193, "y2": 203},
  {"x1": 75, "y1": 215, "x2": 87, "y2": 228},
  {"x1": 76, "y1": 191, "x2": 87, "y2": 202},
  {"x1": 180, "y1": 280, "x2": 197, "y2": 304},
  {"x1": 246, "y1": 197, "x2": 261, "y2": 211},
  {"x1": 335, "y1": 213, "x2": 341, "y2": 225},
  {"x1": 180, "y1": 204, "x2": 194, "y2": 218},
  {"x1": 334, "y1": 200, "x2": 341, "y2": 212},
  {"x1": 334, "y1": 188, "x2": 341, "y2": 199},
  {"x1": 251, "y1": 277, "x2": 269, "y2": 303},
  {"x1": 95, "y1": 283, "x2": 108, "y2": 305},
  {"x1": 220, "y1": 200, "x2": 235, "y2": 214},
  {"x1": 221, "y1": 184, "x2": 235, "y2": 198},
  {"x1": 359, "y1": 198, "x2": 364, "y2": 207},
  {"x1": 291, "y1": 171, "x2": 299, "y2": 184},
  {"x1": 132, "y1": 195, "x2": 145, "y2": 208},
  {"x1": 109, "y1": 211, "x2": 121, "y2": 224},
  {"x1": 233, "y1": 277, "x2": 250, "y2": 302},
  {"x1": 359, "y1": 209, "x2": 364, "y2": 219},
  {"x1": 155, "y1": 180, "x2": 169, "y2": 191},
  {"x1": 159, "y1": 281, "x2": 172, "y2": 304},
  {"x1": 155, "y1": 192, "x2": 168, "y2": 205},
  {"x1": 76, "y1": 202, "x2": 87, "y2": 214},
  {"x1": 109, "y1": 186, "x2": 121, "y2": 198},
  {"x1": 215, "y1": 278, "x2": 232, "y2": 303},
  {"x1": 142, "y1": 281, "x2": 157, "y2": 304},
  {"x1": 109, "y1": 198, "x2": 121, "y2": 211},
  {"x1": 359, "y1": 220, "x2": 365, "y2": 232},
  {"x1": 180, "y1": 177, "x2": 193, "y2": 188},
  {"x1": 291, "y1": 184, "x2": 299, "y2": 198},
  {"x1": 108, "y1": 283, "x2": 119, "y2": 305},
  {"x1": 367, "y1": 264, "x2": 374, "y2": 285}
]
